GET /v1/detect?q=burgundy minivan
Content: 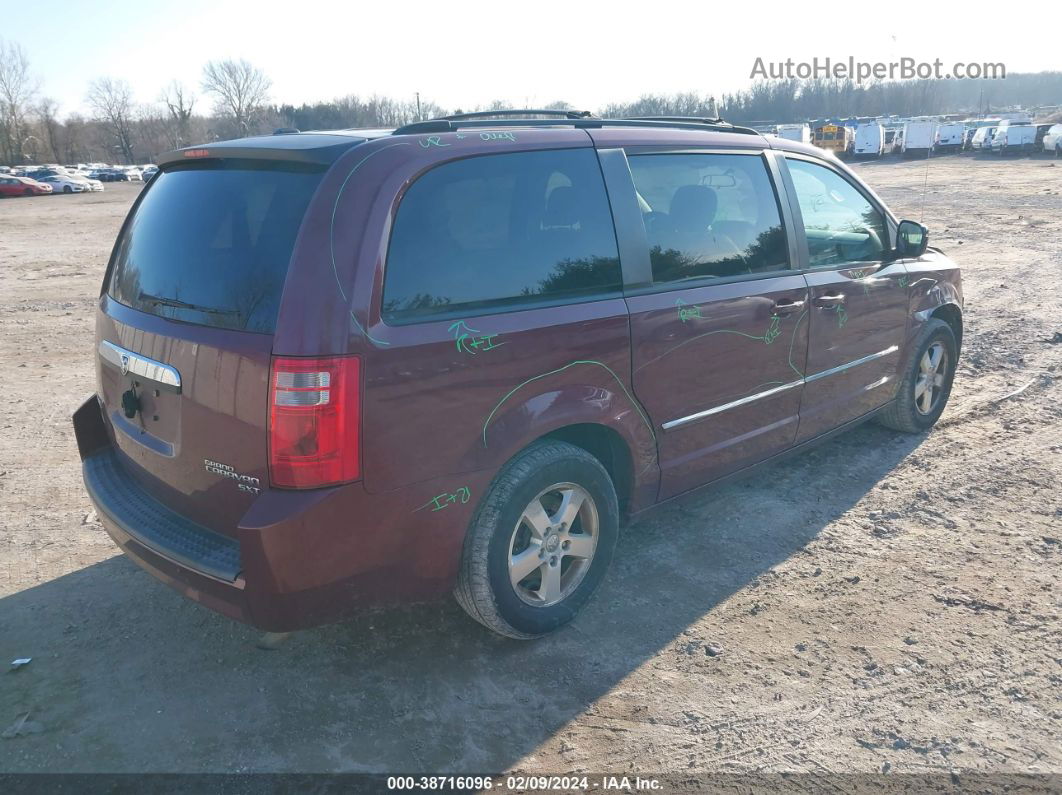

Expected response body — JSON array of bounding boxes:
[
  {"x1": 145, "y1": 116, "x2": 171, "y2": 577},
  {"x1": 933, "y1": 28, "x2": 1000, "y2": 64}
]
[{"x1": 74, "y1": 111, "x2": 962, "y2": 638}]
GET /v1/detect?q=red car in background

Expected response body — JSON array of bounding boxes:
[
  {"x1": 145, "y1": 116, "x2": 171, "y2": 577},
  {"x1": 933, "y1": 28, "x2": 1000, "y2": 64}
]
[{"x1": 0, "y1": 175, "x2": 54, "y2": 196}]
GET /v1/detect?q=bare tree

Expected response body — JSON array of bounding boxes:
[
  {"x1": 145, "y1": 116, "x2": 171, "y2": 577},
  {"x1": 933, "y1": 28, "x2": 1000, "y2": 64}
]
[
  {"x1": 36, "y1": 97, "x2": 63, "y2": 162},
  {"x1": 201, "y1": 58, "x2": 271, "y2": 135},
  {"x1": 62, "y1": 113, "x2": 90, "y2": 163},
  {"x1": 160, "y1": 80, "x2": 195, "y2": 148},
  {"x1": 0, "y1": 38, "x2": 38, "y2": 165},
  {"x1": 86, "y1": 77, "x2": 136, "y2": 163}
]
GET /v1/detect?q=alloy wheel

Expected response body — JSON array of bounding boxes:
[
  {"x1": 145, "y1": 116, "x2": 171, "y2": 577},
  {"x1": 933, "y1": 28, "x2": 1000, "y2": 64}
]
[
  {"x1": 508, "y1": 482, "x2": 599, "y2": 607},
  {"x1": 914, "y1": 342, "x2": 948, "y2": 415}
]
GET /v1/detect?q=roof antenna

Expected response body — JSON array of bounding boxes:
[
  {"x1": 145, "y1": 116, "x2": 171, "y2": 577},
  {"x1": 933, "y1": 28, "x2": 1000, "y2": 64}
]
[{"x1": 919, "y1": 151, "x2": 931, "y2": 224}]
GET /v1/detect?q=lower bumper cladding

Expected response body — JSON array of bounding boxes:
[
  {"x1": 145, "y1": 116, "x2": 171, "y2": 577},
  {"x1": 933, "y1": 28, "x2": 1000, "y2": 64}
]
[{"x1": 83, "y1": 449, "x2": 242, "y2": 582}]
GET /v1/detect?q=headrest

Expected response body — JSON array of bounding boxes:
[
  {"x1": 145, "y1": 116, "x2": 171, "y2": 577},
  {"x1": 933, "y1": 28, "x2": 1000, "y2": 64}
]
[
  {"x1": 669, "y1": 184, "x2": 717, "y2": 228},
  {"x1": 544, "y1": 186, "x2": 580, "y2": 228}
]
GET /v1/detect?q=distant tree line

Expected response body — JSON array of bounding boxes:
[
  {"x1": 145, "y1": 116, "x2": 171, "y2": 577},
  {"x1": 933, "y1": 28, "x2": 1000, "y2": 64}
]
[{"x1": 1, "y1": 35, "x2": 1059, "y2": 166}]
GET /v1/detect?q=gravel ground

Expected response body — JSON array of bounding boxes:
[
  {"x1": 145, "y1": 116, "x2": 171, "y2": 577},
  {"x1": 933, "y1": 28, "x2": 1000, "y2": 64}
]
[{"x1": 0, "y1": 156, "x2": 1059, "y2": 776}]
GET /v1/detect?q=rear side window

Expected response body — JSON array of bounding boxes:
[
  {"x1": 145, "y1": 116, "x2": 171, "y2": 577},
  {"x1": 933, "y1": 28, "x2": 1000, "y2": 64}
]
[
  {"x1": 382, "y1": 149, "x2": 621, "y2": 323},
  {"x1": 628, "y1": 153, "x2": 789, "y2": 285},
  {"x1": 107, "y1": 161, "x2": 323, "y2": 333}
]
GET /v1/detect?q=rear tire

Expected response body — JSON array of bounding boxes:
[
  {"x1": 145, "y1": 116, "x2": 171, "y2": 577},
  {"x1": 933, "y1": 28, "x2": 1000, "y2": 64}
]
[
  {"x1": 63, "y1": 185, "x2": 72, "y2": 193},
  {"x1": 454, "y1": 440, "x2": 619, "y2": 639},
  {"x1": 23, "y1": 188, "x2": 32, "y2": 196},
  {"x1": 876, "y1": 318, "x2": 957, "y2": 433}
]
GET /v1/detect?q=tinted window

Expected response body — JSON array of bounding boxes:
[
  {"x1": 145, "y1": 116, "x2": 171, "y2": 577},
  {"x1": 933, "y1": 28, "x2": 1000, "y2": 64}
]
[
  {"x1": 382, "y1": 149, "x2": 620, "y2": 323},
  {"x1": 786, "y1": 159, "x2": 887, "y2": 268},
  {"x1": 107, "y1": 161, "x2": 323, "y2": 333},
  {"x1": 627, "y1": 153, "x2": 788, "y2": 284}
]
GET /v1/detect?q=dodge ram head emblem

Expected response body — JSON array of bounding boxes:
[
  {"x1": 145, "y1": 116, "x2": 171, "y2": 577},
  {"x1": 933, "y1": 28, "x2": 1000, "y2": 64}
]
[{"x1": 119, "y1": 353, "x2": 130, "y2": 376}]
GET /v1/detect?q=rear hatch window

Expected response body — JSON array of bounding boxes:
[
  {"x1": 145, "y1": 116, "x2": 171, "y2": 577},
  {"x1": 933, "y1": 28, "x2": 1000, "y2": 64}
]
[{"x1": 107, "y1": 161, "x2": 324, "y2": 333}]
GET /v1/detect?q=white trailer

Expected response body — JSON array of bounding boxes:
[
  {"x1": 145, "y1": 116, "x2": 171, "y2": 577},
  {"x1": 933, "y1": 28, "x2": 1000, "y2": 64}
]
[
  {"x1": 776, "y1": 124, "x2": 811, "y2": 143},
  {"x1": 902, "y1": 121, "x2": 937, "y2": 158},
  {"x1": 853, "y1": 123, "x2": 884, "y2": 157}
]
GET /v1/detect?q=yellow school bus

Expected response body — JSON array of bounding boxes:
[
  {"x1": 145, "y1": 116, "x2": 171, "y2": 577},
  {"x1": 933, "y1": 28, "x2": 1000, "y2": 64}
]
[{"x1": 812, "y1": 124, "x2": 853, "y2": 156}]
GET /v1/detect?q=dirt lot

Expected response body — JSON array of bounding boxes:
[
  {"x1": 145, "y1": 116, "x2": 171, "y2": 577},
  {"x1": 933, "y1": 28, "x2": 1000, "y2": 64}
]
[{"x1": 1, "y1": 156, "x2": 1060, "y2": 777}]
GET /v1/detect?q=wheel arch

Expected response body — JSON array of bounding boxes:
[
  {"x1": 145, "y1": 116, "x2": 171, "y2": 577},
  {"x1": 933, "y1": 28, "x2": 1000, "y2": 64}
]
[
  {"x1": 540, "y1": 423, "x2": 635, "y2": 514},
  {"x1": 930, "y1": 303, "x2": 963, "y2": 352}
]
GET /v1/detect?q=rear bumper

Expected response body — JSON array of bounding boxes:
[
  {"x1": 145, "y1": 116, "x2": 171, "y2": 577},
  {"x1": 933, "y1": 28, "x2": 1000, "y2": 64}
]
[
  {"x1": 73, "y1": 395, "x2": 488, "y2": 632},
  {"x1": 85, "y1": 450, "x2": 242, "y2": 582}
]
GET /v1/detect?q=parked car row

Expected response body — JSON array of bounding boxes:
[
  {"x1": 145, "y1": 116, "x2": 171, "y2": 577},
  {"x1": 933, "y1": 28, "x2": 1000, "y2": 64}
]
[
  {"x1": 969, "y1": 122, "x2": 1062, "y2": 156},
  {"x1": 0, "y1": 164, "x2": 110, "y2": 197},
  {"x1": 1, "y1": 162, "x2": 160, "y2": 187},
  {"x1": 90, "y1": 167, "x2": 143, "y2": 182},
  {"x1": 60, "y1": 162, "x2": 155, "y2": 181},
  {"x1": 773, "y1": 119, "x2": 1062, "y2": 159}
]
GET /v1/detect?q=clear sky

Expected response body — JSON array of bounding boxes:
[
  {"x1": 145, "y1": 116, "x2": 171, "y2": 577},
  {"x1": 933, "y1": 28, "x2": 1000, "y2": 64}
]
[{"x1": 4, "y1": 0, "x2": 1059, "y2": 118}]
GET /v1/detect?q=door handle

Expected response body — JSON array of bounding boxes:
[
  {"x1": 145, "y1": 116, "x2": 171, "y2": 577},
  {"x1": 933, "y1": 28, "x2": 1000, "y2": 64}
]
[
  {"x1": 813, "y1": 294, "x2": 846, "y2": 308},
  {"x1": 770, "y1": 298, "x2": 806, "y2": 316}
]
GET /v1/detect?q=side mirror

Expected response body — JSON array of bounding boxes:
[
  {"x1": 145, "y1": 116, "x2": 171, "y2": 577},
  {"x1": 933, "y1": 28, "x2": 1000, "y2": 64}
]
[{"x1": 896, "y1": 219, "x2": 929, "y2": 258}]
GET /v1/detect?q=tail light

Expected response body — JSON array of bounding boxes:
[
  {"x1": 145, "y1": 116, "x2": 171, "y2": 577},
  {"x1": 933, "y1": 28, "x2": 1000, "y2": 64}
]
[{"x1": 268, "y1": 355, "x2": 361, "y2": 489}]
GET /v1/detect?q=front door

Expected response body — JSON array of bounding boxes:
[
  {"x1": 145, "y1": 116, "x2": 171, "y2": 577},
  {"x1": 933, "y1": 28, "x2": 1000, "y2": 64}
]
[
  {"x1": 781, "y1": 156, "x2": 909, "y2": 442},
  {"x1": 617, "y1": 150, "x2": 810, "y2": 500}
]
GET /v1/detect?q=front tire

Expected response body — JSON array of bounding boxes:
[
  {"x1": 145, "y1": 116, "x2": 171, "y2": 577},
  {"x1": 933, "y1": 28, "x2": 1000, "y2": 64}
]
[
  {"x1": 454, "y1": 440, "x2": 619, "y2": 639},
  {"x1": 877, "y1": 318, "x2": 957, "y2": 433},
  {"x1": 63, "y1": 185, "x2": 72, "y2": 193}
]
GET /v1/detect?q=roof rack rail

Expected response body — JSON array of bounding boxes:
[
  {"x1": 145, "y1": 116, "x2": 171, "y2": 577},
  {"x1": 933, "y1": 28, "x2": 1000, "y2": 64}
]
[
  {"x1": 392, "y1": 115, "x2": 762, "y2": 137},
  {"x1": 623, "y1": 115, "x2": 760, "y2": 135},
  {"x1": 626, "y1": 115, "x2": 726, "y2": 124},
  {"x1": 393, "y1": 109, "x2": 597, "y2": 135},
  {"x1": 443, "y1": 109, "x2": 595, "y2": 121}
]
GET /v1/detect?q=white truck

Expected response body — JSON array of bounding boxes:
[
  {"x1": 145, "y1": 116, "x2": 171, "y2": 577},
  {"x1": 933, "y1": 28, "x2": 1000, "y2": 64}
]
[
  {"x1": 934, "y1": 123, "x2": 966, "y2": 154},
  {"x1": 776, "y1": 124, "x2": 811, "y2": 143},
  {"x1": 853, "y1": 123, "x2": 884, "y2": 157},
  {"x1": 994, "y1": 124, "x2": 1037, "y2": 155},
  {"x1": 902, "y1": 121, "x2": 937, "y2": 158}
]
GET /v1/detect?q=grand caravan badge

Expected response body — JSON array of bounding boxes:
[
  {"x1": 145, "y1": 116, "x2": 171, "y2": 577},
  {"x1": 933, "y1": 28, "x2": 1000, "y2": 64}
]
[{"x1": 204, "y1": 459, "x2": 262, "y2": 494}]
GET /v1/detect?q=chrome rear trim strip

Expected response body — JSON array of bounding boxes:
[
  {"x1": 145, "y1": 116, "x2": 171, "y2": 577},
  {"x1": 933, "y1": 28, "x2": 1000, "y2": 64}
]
[
  {"x1": 98, "y1": 341, "x2": 182, "y2": 392},
  {"x1": 661, "y1": 379, "x2": 804, "y2": 431}
]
